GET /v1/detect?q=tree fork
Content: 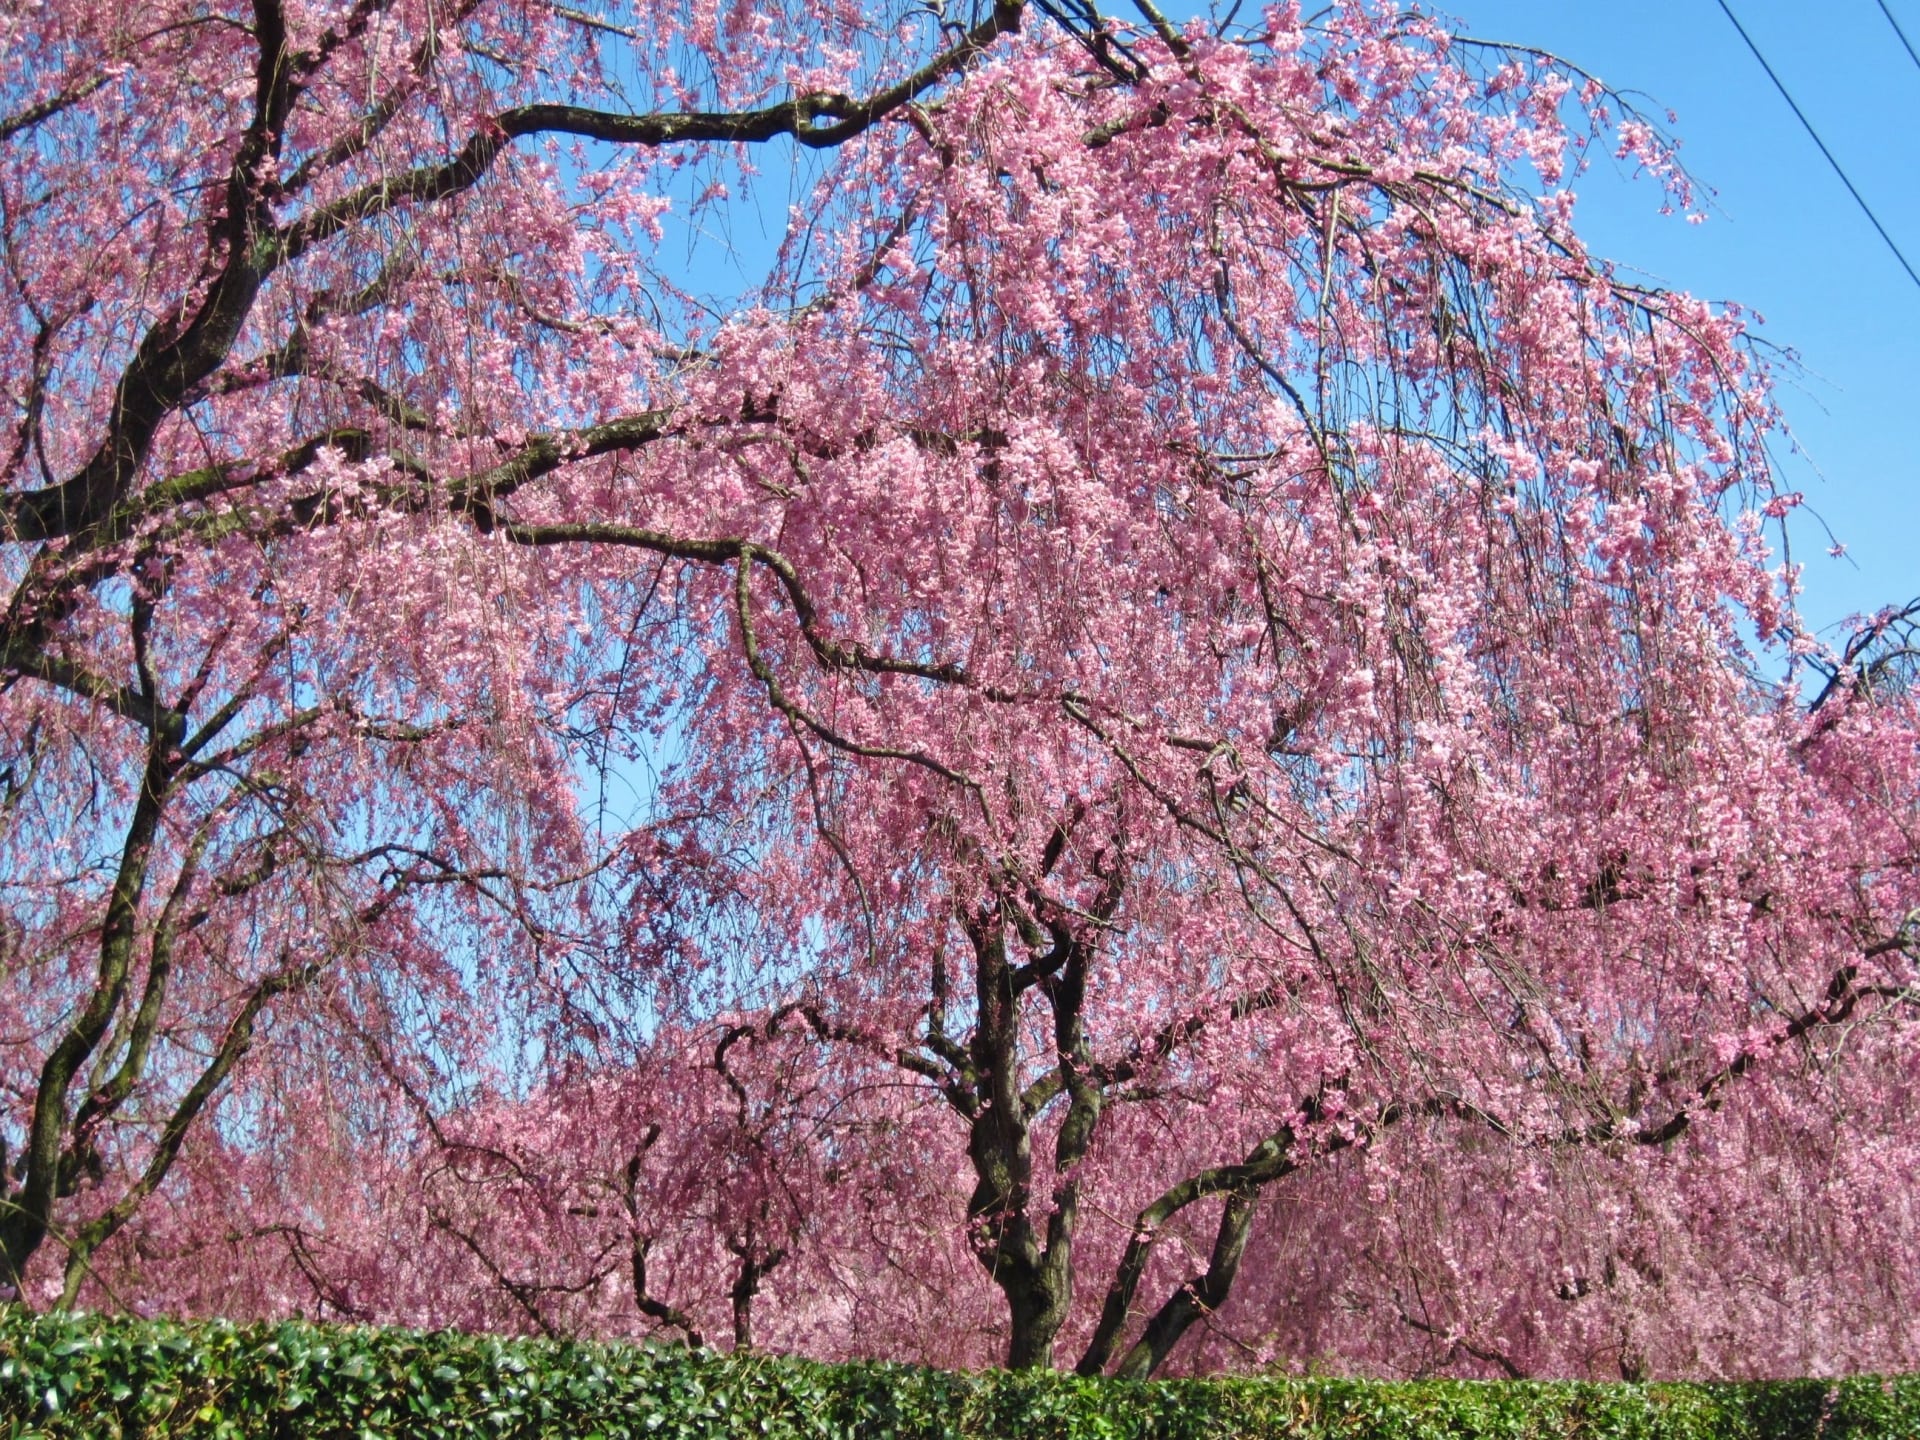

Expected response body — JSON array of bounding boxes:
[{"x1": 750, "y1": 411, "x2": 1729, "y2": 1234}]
[{"x1": 0, "y1": 728, "x2": 179, "y2": 1295}]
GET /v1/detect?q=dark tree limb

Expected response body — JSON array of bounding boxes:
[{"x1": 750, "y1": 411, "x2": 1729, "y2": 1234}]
[
  {"x1": 0, "y1": 733, "x2": 177, "y2": 1292},
  {"x1": 57, "y1": 957, "x2": 322, "y2": 1305},
  {"x1": 0, "y1": 3, "x2": 1026, "y2": 545}
]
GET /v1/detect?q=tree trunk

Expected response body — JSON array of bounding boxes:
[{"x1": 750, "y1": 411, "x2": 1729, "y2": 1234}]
[
  {"x1": 1005, "y1": 1280, "x2": 1066, "y2": 1369},
  {"x1": 958, "y1": 905, "x2": 1075, "y2": 1369}
]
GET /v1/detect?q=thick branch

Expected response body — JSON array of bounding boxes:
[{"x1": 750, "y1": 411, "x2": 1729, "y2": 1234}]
[
  {"x1": 1606, "y1": 960, "x2": 1918, "y2": 1149},
  {"x1": 1076, "y1": 1123, "x2": 1298, "y2": 1375},
  {"x1": 280, "y1": 3, "x2": 1025, "y2": 261},
  {"x1": 1111, "y1": 1183, "x2": 1259, "y2": 1379},
  {"x1": 67, "y1": 822, "x2": 216, "y2": 1149},
  {"x1": 620, "y1": 1137, "x2": 708, "y2": 1347},
  {"x1": 0, "y1": 72, "x2": 114, "y2": 144},
  {"x1": 1, "y1": 4, "x2": 1023, "y2": 545},
  {"x1": 0, "y1": 735, "x2": 175, "y2": 1290},
  {"x1": 0, "y1": 637, "x2": 181, "y2": 735},
  {"x1": 58, "y1": 958, "x2": 321, "y2": 1304}
]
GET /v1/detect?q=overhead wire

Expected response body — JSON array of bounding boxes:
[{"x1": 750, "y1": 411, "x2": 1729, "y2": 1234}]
[
  {"x1": 1873, "y1": 0, "x2": 1920, "y2": 75},
  {"x1": 1713, "y1": 0, "x2": 1920, "y2": 294}
]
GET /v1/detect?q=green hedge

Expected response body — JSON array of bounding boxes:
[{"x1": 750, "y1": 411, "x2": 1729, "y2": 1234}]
[{"x1": 2, "y1": 1310, "x2": 1916, "y2": 1440}]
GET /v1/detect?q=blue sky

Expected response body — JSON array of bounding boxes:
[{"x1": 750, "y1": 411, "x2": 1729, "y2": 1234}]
[{"x1": 1430, "y1": 0, "x2": 1920, "y2": 641}]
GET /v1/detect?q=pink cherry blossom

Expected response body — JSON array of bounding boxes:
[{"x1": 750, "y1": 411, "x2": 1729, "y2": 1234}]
[{"x1": 1, "y1": 0, "x2": 1915, "y2": 1381}]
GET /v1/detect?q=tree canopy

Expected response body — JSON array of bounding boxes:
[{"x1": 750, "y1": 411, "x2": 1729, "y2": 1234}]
[{"x1": 1, "y1": 0, "x2": 1916, "y2": 1379}]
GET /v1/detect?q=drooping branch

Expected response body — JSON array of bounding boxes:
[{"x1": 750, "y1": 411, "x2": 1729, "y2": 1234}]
[
  {"x1": 1094, "y1": 980, "x2": 1293, "y2": 1091},
  {"x1": 716, "y1": 1000, "x2": 965, "y2": 1112},
  {"x1": 1591, "y1": 956, "x2": 1920, "y2": 1150},
  {"x1": 274, "y1": 0, "x2": 474, "y2": 197},
  {"x1": 1078, "y1": 946, "x2": 1920, "y2": 1376},
  {"x1": 492, "y1": 516, "x2": 993, "y2": 788}
]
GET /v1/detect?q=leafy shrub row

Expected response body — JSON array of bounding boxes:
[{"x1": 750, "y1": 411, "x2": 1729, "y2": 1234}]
[{"x1": 3, "y1": 1310, "x2": 1916, "y2": 1439}]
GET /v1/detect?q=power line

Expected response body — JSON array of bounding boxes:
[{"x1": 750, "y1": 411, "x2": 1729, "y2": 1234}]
[
  {"x1": 1714, "y1": 0, "x2": 1920, "y2": 294},
  {"x1": 1874, "y1": 0, "x2": 1920, "y2": 77}
]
